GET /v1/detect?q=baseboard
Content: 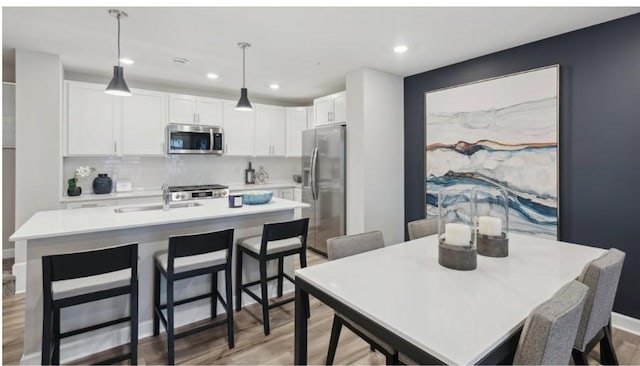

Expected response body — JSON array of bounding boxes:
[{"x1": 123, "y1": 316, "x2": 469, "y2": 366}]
[
  {"x1": 3, "y1": 248, "x2": 15, "y2": 259},
  {"x1": 612, "y1": 311, "x2": 640, "y2": 336},
  {"x1": 20, "y1": 282, "x2": 294, "y2": 365},
  {"x1": 12, "y1": 261, "x2": 25, "y2": 294}
]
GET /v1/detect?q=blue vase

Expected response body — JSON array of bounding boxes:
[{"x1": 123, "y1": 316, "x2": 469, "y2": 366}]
[{"x1": 92, "y1": 174, "x2": 113, "y2": 194}]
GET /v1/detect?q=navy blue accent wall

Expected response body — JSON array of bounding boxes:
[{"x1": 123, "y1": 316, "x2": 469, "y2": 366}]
[{"x1": 404, "y1": 13, "x2": 640, "y2": 318}]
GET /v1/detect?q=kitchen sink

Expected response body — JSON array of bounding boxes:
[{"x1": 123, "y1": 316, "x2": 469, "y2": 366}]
[{"x1": 114, "y1": 202, "x2": 203, "y2": 213}]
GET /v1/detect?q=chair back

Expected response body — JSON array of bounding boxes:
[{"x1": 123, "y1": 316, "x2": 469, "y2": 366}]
[
  {"x1": 167, "y1": 228, "x2": 234, "y2": 272},
  {"x1": 42, "y1": 243, "x2": 138, "y2": 282},
  {"x1": 574, "y1": 248, "x2": 625, "y2": 350},
  {"x1": 326, "y1": 231, "x2": 384, "y2": 261},
  {"x1": 514, "y1": 280, "x2": 588, "y2": 365},
  {"x1": 407, "y1": 218, "x2": 438, "y2": 240},
  {"x1": 260, "y1": 218, "x2": 309, "y2": 255}
]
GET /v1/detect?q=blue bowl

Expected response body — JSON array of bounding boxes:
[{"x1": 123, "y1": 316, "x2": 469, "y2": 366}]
[{"x1": 243, "y1": 191, "x2": 273, "y2": 205}]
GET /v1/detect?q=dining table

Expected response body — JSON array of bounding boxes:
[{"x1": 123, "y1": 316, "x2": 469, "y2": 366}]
[{"x1": 293, "y1": 232, "x2": 606, "y2": 365}]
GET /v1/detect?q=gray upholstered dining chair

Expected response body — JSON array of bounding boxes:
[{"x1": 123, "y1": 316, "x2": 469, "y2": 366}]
[
  {"x1": 325, "y1": 231, "x2": 397, "y2": 365},
  {"x1": 572, "y1": 248, "x2": 625, "y2": 365},
  {"x1": 407, "y1": 218, "x2": 438, "y2": 240},
  {"x1": 513, "y1": 280, "x2": 589, "y2": 365}
]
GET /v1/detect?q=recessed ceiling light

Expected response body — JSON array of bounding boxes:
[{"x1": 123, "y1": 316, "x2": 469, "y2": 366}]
[
  {"x1": 206, "y1": 73, "x2": 219, "y2": 79},
  {"x1": 269, "y1": 83, "x2": 280, "y2": 90},
  {"x1": 119, "y1": 58, "x2": 134, "y2": 65},
  {"x1": 393, "y1": 45, "x2": 408, "y2": 53}
]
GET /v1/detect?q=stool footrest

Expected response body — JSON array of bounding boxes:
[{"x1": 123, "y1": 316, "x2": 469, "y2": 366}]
[
  {"x1": 241, "y1": 275, "x2": 279, "y2": 288},
  {"x1": 174, "y1": 318, "x2": 229, "y2": 340},
  {"x1": 60, "y1": 316, "x2": 131, "y2": 339},
  {"x1": 159, "y1": 292, "x2": 215, "y2": 309}
]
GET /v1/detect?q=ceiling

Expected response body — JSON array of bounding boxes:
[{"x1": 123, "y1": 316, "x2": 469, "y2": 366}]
[{"x1": 3, "y1": 7, "x2": 637, "y2": 104}]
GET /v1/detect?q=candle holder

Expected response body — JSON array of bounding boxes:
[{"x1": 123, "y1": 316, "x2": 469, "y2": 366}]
[
  {"x1": 437, "y1": 189, "x2": 477, "y2": 271},
  {"x1": 475, "y1": 186, "x2": 509, "y2": 257}
]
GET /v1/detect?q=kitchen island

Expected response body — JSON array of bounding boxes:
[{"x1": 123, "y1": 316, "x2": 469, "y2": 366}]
[{"x1": 10, "y1": 197, "x2": 308, "y2": 364}]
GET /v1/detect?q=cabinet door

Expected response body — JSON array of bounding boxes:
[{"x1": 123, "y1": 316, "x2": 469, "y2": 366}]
[
  {"x1": 223, "y1": 101, "x2": 254, "y2": 156},
  {"x1": 168, "y1": 94, "x2": 197, "y2": 124},
  {"x1": 254, "y1": 105, "x2": 273, "y2": 156},
  {"x1": 332, "y1": 92, "x2": 346, "y2": 123},
  {"x1": 269, "y1": 107, "x2": 286, "y2": 156},
  {"x1": 314, "y1": 96, "x2": 332, "y2": 126},
  {"x1": 294, "y1": 187, "x2": 302, "y2": 202},
  {"x1": 196, "y1": 97, "x2": 223, "y2": 126},
  {"x1": 66, "y1": 82, "x2": 117, "y2": 155},
  {"x1": 306, "y1": 106, "x2": 314, "y2": 129},
  {"x1": 286, "y1": 107, "x2": 308, "y2": 157},
  {"x1": 122, "y1": 89, "x2": 167, "y2": 155}
]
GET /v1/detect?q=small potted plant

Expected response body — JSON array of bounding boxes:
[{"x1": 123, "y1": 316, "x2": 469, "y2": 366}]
[{"x1": 67, "y1": 166, "x2": 95, "y2": 197}]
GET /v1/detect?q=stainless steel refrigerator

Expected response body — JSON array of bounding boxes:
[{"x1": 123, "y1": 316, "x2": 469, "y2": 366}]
[{"x1": 302, "y1": 124, "x2": 346, "y2": 255}]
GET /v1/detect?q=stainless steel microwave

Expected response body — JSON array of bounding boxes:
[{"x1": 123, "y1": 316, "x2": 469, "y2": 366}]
[{"x1": 167, "y1": 124, "x2": 223, "y2": 155}]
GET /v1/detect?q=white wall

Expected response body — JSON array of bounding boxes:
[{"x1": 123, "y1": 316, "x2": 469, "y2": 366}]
[
  {"x1": 62, "y1": 156, "x2": 301, "y2": 194},
  {"x1": 346, "y1": 67, "x2": 404, "y2": 244},
  {"x1": 15, "y1": 50, "x2": 62, "y2": 228}
]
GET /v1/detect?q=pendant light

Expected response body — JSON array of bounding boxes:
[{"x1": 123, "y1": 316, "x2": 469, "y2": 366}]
[
  {"x1": 105, "y1": 9, "x2": 132, "y2": 96},
  {"x1": 235, "y1": 42, "x2": 252, "y2": 111}
]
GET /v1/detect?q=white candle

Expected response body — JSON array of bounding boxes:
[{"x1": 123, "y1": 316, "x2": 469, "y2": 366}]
[
  {"x1": 479, "y1": 216, "x2": 502, "y2": 236},
  {"x1": 445, "y1": 223, "x2": 471, "y2": 246}
]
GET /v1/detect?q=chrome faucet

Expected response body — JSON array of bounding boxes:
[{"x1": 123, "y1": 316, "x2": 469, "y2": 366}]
[{"x1": 162, "y1": 184, "x2": 171, "y2": 211}]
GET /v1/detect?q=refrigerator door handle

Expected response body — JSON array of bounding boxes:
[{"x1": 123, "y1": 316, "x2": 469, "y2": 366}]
[{"x1": 310, "y1": 147, "x2": 318, "y2": 200}]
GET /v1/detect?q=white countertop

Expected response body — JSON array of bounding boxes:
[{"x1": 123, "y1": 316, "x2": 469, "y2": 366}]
[
  {"x1": 11, "y1": 197, "x2": 308, "y2": 241},
  {"x1": 295, "y1": 233, "x2": 605, "y2": 365},
  {"x1": 59, "y1": 181, "x2": 302, "y2": 203}
]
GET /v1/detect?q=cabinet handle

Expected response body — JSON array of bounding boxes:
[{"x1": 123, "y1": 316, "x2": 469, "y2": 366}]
[
  {"x1": 197, "y1": 113, "x2": 200, "y2": 123},
  {"x1": 114, "y1": 141, "x2": 117, "y2": 153},
  {"x1": 225, "y1": 144, "x2": 228, "y2": 154}
]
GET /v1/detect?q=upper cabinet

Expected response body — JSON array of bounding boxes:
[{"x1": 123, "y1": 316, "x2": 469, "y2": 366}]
[
  {"x1": 122, "y1": 89, "x2": 167, "y2": 155},
  {"x1": 223, "y1": 101, "x2": 255, "y2": 156},
  {"x1": 168, "y1": 94, "x2": 223, "y2": 126},
  {"x1": 254, "y1": 105, "x2": 286, "y2": 157},
  {"x1": 285, "y1": 107, "x2": 309, "y2": 157},
  {"x1": 313, "y1": 91, "x2": 346, "y2": 127},
  {"x1": 65, "y1": 81, "x2": 118, "y2": 155}
]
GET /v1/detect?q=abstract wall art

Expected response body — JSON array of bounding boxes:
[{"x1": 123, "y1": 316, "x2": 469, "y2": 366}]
[{"x1": 425, "y1": 65, "x2": 559, "y2": 239}]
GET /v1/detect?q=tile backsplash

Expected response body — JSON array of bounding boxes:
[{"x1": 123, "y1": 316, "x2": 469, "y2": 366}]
[{"x1": 63, "y1": 155, "x2": 301, "y2": 195}]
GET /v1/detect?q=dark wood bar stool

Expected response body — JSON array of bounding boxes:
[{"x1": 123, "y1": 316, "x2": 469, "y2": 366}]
[
  {"x1": 41, "y1": 243, "x2": 138, "y2": 365},
  {"x1": 153, "y1": 228, "x2": 235, "y2": 365},
  {"x1": 235, "y1": 217, "x2": 309, "y2": 336}
]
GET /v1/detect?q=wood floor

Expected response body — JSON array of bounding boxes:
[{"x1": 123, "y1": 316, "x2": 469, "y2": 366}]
[{"x1": 3, "y1": 249, "x2": 640, "y2": 365}]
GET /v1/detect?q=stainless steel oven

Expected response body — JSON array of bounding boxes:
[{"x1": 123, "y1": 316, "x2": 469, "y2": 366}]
[{"x1": 167, "y1": 124, "x2": 223, "y2": 155}]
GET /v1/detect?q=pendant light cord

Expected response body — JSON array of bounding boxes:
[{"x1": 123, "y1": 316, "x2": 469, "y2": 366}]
[
  {"x1": 117, "y1": 14, "x2": 121, "y2": 66},
  {"x1": 242, "y1": 46, "x2": 246, "y2": 88}
]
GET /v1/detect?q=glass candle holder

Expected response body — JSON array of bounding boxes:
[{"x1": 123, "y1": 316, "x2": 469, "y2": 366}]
[
  {"x1": 437, "y1": 188, "x2": 477, "y2": 270},
  {"x1": 475, "y1": 186, "x2": 509, "y2": 257}
]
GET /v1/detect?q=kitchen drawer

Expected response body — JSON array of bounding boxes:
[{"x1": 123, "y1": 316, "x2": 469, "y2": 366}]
[{"x1": 64, "y1": 200, "x2": 114, "y2": 209}]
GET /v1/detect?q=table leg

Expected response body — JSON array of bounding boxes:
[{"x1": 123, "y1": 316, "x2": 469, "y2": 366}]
[{"x1": 294, "y1": 281, "x2": 309, "y2": 365}]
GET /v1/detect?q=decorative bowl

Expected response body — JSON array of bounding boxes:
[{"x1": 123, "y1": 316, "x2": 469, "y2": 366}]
[{"x1": 243, "y1": 190, "x2": 273, "y2": 205}]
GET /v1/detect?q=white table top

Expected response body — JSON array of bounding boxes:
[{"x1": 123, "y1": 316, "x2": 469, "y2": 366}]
[
  {"x1": 11, "y1": 197, "x2": 308, "y2": 241},
  {"x1": 295, "y1": 233, "x2": 605, "y2": 365}
]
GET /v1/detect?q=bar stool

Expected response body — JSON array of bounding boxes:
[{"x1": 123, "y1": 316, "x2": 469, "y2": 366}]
[
  {"x1": 153, "y1": 228, "x2": 235, "y2": 365},
  {"x1": 235, "y1": 217, "x2": 309, "y2": 336},
  {"x1": 41, "y1": 243, "x2": 138, "y2": 365}
]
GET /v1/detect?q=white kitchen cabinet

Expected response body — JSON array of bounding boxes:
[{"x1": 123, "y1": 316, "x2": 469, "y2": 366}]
[
  {"x1": 279, "y1": 187, "x2": 294, "y2": 200},
  {"x1": 313, "y1": 91, "x2": 346, "y2": 127},
  {"x1": 254, "y1": 104, "x2": 286, "y2": 157},
  {"x1": 122, "y1": 89, "x2": 167, "y2": 155},
  {"x1": 66, "y1": 81, "x2": 118, "y2": 155},
  {"x1": 169, "y1": 94, "x2": 223, "y2": 126},
  {"x1": 294, "y1": 187, "x2": 302, "y2": 202},
  {"x1": 223, "y1": 101, "x2": 255, "y2": 156},
  {"x1": 306, "y1": 107, "x2": 314, "y2": 129},
  {"x1": 285, "y1": 107, "x2": 308, "y2": 157}
]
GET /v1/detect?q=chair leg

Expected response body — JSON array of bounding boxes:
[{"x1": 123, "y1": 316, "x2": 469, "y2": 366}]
[
  {"x1": 299, "y1": 250, "x2": 310, "y2": 318},
  {"x1": 326, "y1": 315, "x2": 343, "y2": 365},
  {"x1": 386, "y1": 352, "x2": 399, "y2": 365},
  {"x1": 130, "y1": 280, "x2": 139, "y2": 365},
  {"x1": 277, "y1": 257, "x2": 284, "y2": 298},
  {"x1": 211, "y1": 271, "x2": 218, "y2": 319},
  {"x1": 225, "y1": 267, "x2": 235, "y2": 349},
  {"x1": 259, "y1": 259, "x2": 270, "y2": 336},
  {"x1": 600, "y1": 325, "x2": 619, "y2": 365},
  {"x1": 41, "y1": 300, "x2": 52, "y2": 365},
  {"x1": 166, "y1": 278, "x2": 175, "y2": 365},
  {"x1": 572, "y1": 349, "x2": 588, "y2": 365},
  {"x1": 235, "y1": 250, "x2": 243, "y2": 311},
  {"x1": 52, "y1": 308, "x2": 60, "y2": 365},
  {"x1": 153, "y1": 266, "x2": 161, "y2": 336}
]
